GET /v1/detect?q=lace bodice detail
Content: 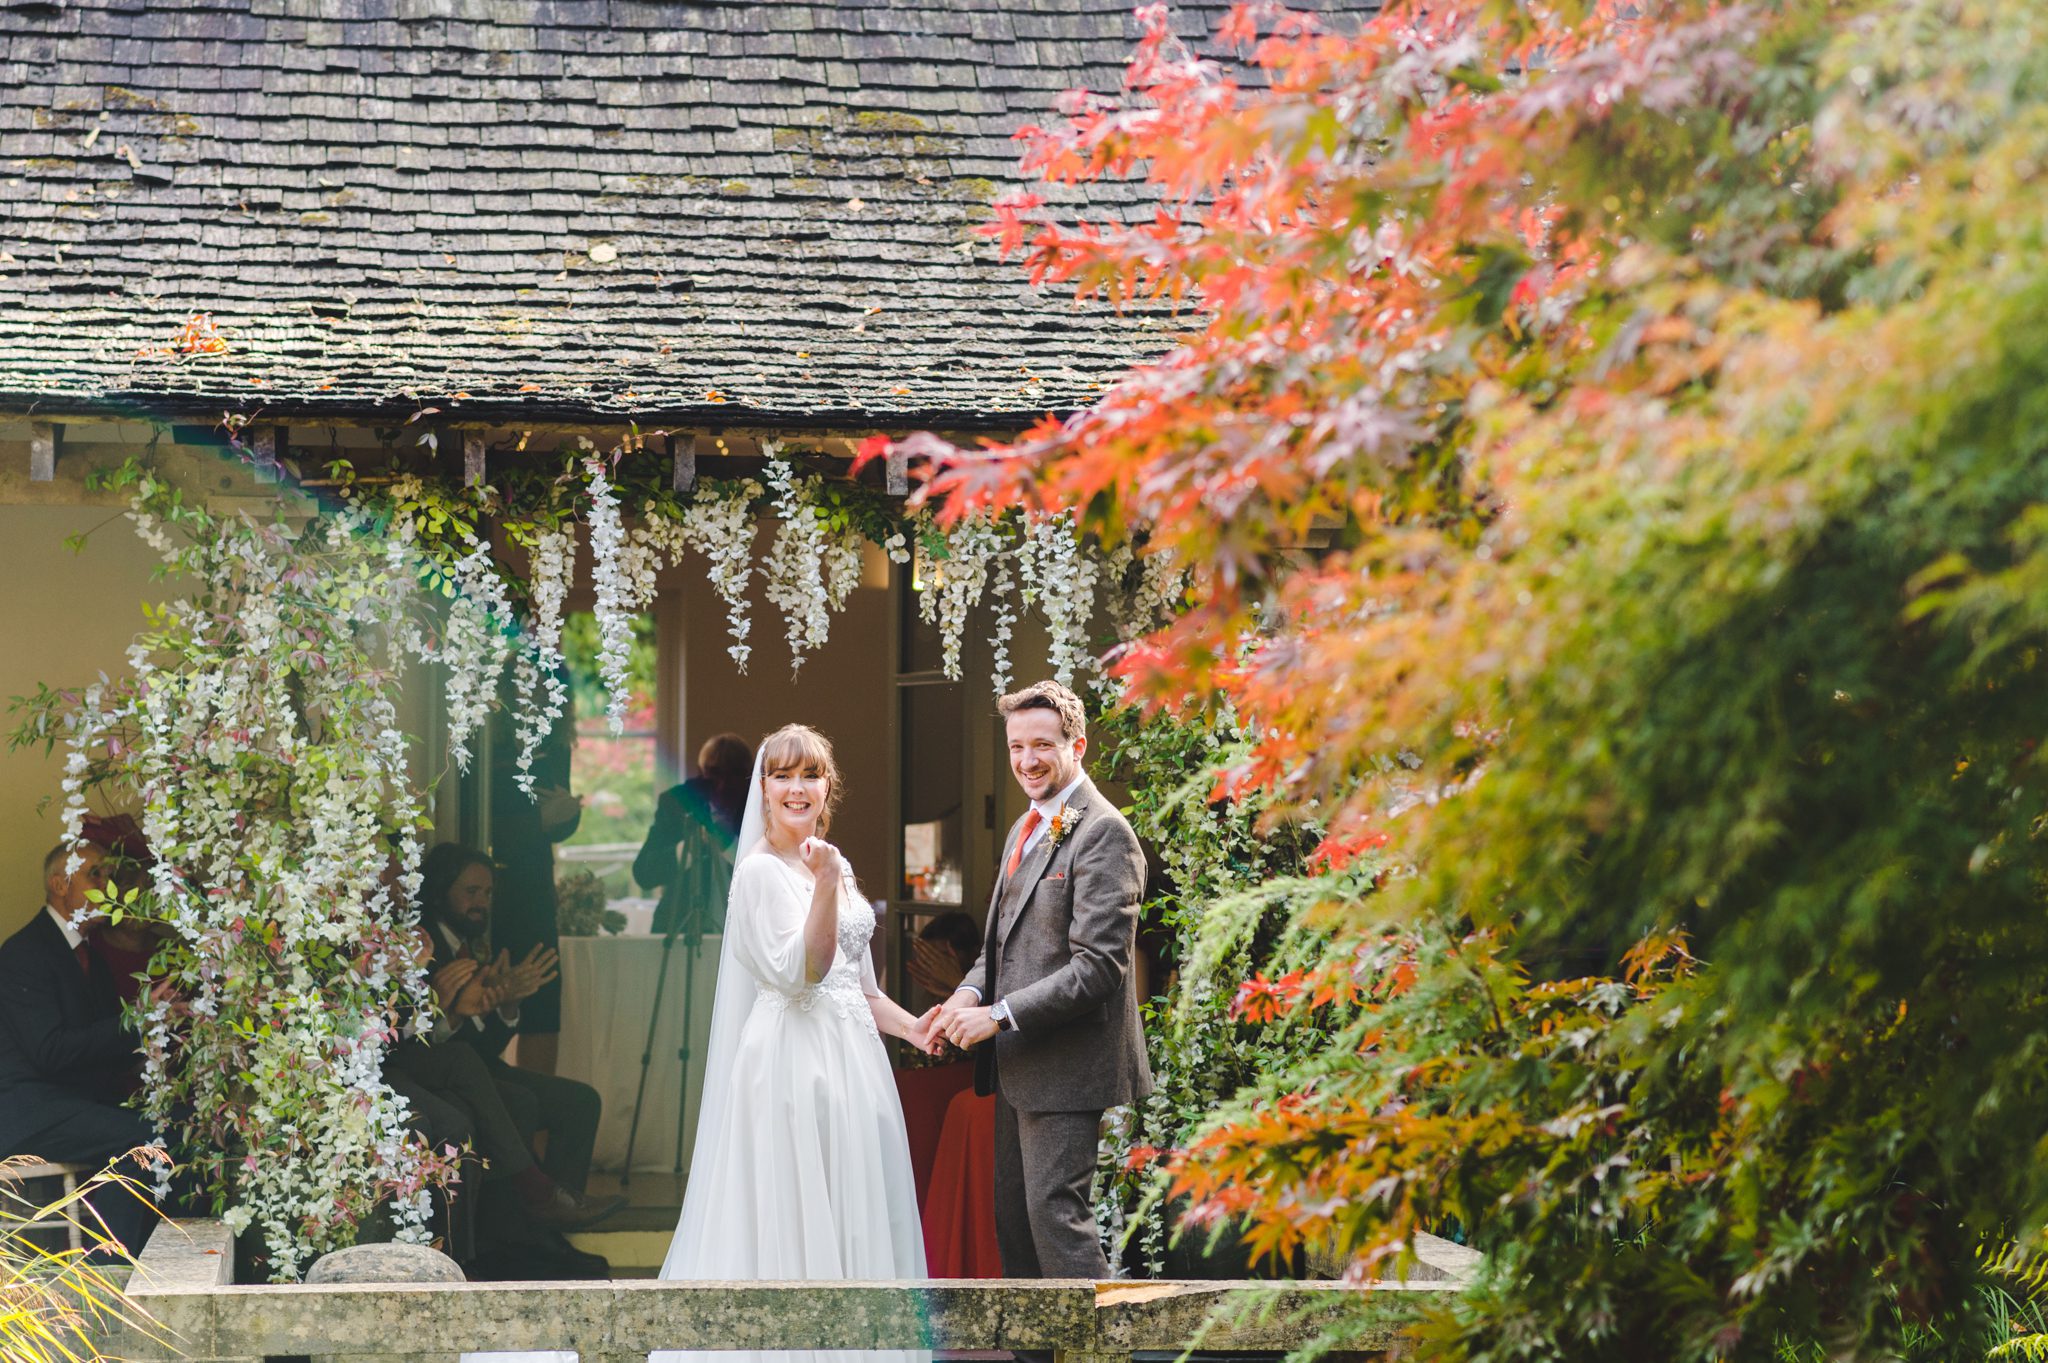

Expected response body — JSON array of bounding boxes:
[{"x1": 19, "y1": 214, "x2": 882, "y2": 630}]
[{"x1": 754, "y1": 867, "x2": 878, "y2": 1037}]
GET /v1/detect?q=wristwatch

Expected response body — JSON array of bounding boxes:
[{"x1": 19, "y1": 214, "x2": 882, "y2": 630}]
[{"x1": 991, "y1": 999, "x2": 1015, "y2": 1032}]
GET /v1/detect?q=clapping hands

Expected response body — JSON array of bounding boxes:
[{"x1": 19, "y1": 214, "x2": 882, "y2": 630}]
[
  {"x1": 430, "y1": 945, "x2": 558, "y2": 1018},
  {"x1": 480, "y1": 944, "x2": 560, "y2": 1005},
  {"x1": 432, "y1": 957, "x2": 500, "y2": 1017},
  {"x1": 907, "y1": 936, "x2": 966, "y2": 996}
]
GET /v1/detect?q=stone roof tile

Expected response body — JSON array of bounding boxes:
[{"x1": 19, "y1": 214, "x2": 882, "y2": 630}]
[{"x1": 0, "y1": 0, "x2": 1372, "y2": 428}]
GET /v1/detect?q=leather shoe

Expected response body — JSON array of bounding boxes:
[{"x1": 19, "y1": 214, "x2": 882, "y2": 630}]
[{"x1": 530, "y1": 1185, "x2": 625, "y2": 1230}]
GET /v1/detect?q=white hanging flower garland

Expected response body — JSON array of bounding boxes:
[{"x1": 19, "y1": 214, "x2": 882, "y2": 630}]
[
  {"x1": 914, "y1": 511, "x2": 1007, "y2": 683},
  {"x1": 59, "y1": 488, "x2": 455, "y2": 1280},
  {"x1": 442, "y1": 537, "x2": 518, "y2": 770},
  {"x1": 667, "y1": 479, "x2": 762, "y2": 671},
  {"x1": 762, "y1": 449, "x2": 835, "y2": 670},
  {"x1": 584, "y1": 459, "x2": 640, "y2": 735},
  {"x1": 1021, "y1": 509, "x2": 1101, "y2": 689},
  {"x1": 511, "y1": 523, "x2": 576, "y2": 794},
  {"x1": 986, "y1": 553, "x2": 1020, "y2": 698}
]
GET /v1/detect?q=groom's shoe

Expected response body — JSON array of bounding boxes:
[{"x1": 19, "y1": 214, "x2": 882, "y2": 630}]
[{"x1": 531, "y1": 1185, "x2": 626, "y2": 1230}]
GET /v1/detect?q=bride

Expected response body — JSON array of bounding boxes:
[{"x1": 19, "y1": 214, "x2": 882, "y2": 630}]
[{"x1": 654, "y1": 723, "x2": 941, "y2": 1363}]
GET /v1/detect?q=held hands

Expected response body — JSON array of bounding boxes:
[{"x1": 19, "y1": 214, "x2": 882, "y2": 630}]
[
  {"x1": 942, "y1": 1005, "x2": 999, "y2": 1048},
  {"x1": 937, "y1": 987, "x2": 1000, "y2": 1049},
  {"x1": 902, "y1": 1004, "x2": 947, "y2": 1057}
]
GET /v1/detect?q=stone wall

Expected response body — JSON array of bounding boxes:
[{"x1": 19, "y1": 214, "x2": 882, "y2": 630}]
[{"x1": 104, "y1": 1219, "x2": 1476, "y2": 1363}]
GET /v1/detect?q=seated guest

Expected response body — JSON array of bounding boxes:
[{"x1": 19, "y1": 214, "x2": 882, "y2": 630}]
[
  {"x1": 416, "y1": 843, "x2": 618, "y2": 1223},
  {"x1": 908, "y1": 910, "x2": 983, "y2": 1001},
  {"x1": 386, "y1": 943, "x2": 614, "y2": 1232},
  {"x1": 0, "y1": 830, "x2": 163, "y2": 1258},
  {"x1": 85, "y1": 816, "x2": 172, "y2": 1026}
]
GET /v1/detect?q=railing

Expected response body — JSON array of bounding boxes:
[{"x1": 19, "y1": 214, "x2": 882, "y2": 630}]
[{"x1": 105, "y1": 1220, "x2": 1480, "y2": 1363}]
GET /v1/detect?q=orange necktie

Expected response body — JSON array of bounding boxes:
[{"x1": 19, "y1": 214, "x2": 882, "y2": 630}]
[{"x1": 1006, "y1": 810, "x2": 1043, "y2": 878}]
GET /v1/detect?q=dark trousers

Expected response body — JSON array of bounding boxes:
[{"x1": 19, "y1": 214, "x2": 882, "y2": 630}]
[
  {"x1": 479, "y1": 1056, "x2": 599, "y2": 1192},
  {"x1": 386, "y1": 1041, "x2": 535, "y2": 1179},
  {"x1": 992, "y1": 1092, "x2": 1107, "y2": 1280},
  {"x1": 15, "y1": 1096, "x2": 162, "y2": 1260}
]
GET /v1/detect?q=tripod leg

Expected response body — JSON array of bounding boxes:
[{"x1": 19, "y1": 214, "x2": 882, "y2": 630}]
[
  {"x1": 673, "y1": 934, "x2": 700, "y2": 1175},
  {"x1": 620, "y1": 930, "x2": 680, "y2": 1187}
]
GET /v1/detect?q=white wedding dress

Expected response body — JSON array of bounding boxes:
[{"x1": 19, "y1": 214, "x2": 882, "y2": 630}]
[
  {"x1": 651, "y1": 850, "x2": 929, "y2": 1363},
  {"x1": 466, "y1": 756, "x2": 928, "y2": 1363},
  {"x1": 650, "y1": 744, "x2": 929, "y2": 1363}
]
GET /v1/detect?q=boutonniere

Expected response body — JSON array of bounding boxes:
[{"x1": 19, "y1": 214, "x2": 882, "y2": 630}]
[{"x1": 1046, "y1": 804, "x2": 1079, "y2": 848}]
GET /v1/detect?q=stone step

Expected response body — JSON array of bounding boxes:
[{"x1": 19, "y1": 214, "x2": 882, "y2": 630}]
[
  {"x1": 567, "y1": 1227, "x2": 673, "y2": 1272},
  {"x1": 583, "y1": 1202, "x2": 683, "y2": 1235}
]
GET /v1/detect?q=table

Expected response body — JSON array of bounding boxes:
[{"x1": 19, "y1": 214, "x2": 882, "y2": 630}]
[
  {"x1": 922, "y1": 1087, "x2": 1000, "y2": 1277},
  {"x1": 893, "y1": 1061, "x2": 977, "y2": 1201},
  {"x1": 556, "y1": 932, "x2": 722, "y2": 1173}
]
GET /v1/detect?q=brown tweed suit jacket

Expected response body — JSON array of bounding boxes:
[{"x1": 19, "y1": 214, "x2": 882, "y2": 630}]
[{"x1": 967, "y1": 775, "x2": 1153, "y2": 1113}]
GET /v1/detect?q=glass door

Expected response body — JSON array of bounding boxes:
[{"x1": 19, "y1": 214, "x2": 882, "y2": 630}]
[{"x1": 889, "y1": 565, "x2": 992, "y2": 1021}]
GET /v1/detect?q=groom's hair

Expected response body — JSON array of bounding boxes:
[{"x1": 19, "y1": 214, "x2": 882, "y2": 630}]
[{"x1": 998, "y1": 680, "x2": 1086, "y2": 742}]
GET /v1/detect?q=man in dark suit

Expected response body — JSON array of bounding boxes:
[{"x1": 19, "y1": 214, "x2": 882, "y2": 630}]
[
  {"x1": 940, "y1": 680, "x2": 1153, "y2": 1285},
  {"x1": 0, "y1": 839, "x2": 161, "y2": 1257},
  {"x1": 416, "y1": 843, "x2": 617, "y2": 1222}
]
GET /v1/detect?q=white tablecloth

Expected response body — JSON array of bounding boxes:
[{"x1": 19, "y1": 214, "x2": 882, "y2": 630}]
[{"x1": 556, "y1": 932, "x2": 722, "y2": 1173}]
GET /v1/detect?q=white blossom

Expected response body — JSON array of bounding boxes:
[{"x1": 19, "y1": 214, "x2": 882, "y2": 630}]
[
  {"x1": 442, "y1": 538, "x2": 517, "y2": 770},
  {"x1": 662, "y1": 480, "x2": 762, "y2": 671},
  {"x1": 511, "y1": 524, "x2": 575, "y2": 794},
  {"x1": 1022, "y1": 509, "x2": 1101, "y2": 688},
  {"x1": 585, "y1": 459, "x2": 640, "y2": 734},
  {"x1": 914, "y1": 511, "x2": 1006, "y2": 682},
  {"x1": 987, "y1": 554, "x2": 1020, "y2": 697},
  {"x1": 762, "y1": 449, "x2": 838, "y2": 670}
]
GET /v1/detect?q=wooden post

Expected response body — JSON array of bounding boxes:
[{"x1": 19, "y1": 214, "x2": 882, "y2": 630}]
[
  {"x1": 669, "y1": 433, "x2": 695, "y2": 494},
  {"x1": 252, "y1": 426, "x2": 281, "y2": 482},
  {"x1": 463, "y1": 433, "x2": 486, "y2": 488},
  {"x1": 28, "y1": 421, "x2": 56, "y2": 482},
  {"x1": 886, "y1": 442, "x2": 909, "y2": 497}
]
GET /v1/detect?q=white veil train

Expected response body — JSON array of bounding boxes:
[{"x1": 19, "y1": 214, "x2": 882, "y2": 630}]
[
  {"x1": 658, "y1": 745, "x2": 766, "y2": 1277},
  {"x1": 464, "y1": 751, "x2": 765, "y2": 1363}
]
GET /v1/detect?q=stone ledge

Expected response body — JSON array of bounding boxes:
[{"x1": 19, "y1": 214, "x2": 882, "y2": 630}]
[
  {"x1": 105, "y1": 1220, "x2": 1478, "y2": 1362},
  {"x1": 129, "y1": 1219, "x2": 235, "y2": 1295},
  {"x1": 104, "y1": 1279, "x2": 1456, "y2": 1361}
]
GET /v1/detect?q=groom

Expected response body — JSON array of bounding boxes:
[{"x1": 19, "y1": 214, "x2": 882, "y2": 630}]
[{"x1": 940, "y1": 680, "x2": 1152, "y2": 1282}]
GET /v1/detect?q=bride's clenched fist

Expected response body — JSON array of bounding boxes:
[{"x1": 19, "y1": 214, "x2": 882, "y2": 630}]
[{"x1": 799, "y1": 836, "x2": 843, "y2": 879}]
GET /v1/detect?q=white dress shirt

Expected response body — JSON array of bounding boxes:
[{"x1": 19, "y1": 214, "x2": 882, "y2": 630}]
[
  {"x1": 959, "y1": 772, "x2": 1089, "y2": 1021},
  {"x1": 45, "y1": 903, "x2": 84, "y2": 950},
  {"x1": 1015, "y1": 772, "x2": 1087, "y2": 865}
]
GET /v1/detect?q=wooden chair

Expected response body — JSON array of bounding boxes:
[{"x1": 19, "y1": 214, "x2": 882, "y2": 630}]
[{"x1": 2, "y1": 1159, "x2": 91, "y2": 1252}]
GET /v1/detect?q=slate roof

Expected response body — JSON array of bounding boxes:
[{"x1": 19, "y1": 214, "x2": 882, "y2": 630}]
[{"x1": 0, "y1": 0, "x2": 1365, "y2": 431}]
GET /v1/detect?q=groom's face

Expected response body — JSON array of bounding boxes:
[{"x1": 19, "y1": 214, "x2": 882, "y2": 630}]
[{"x1": 1006, "y1": 707, "x2": 1085, "y2": 804}]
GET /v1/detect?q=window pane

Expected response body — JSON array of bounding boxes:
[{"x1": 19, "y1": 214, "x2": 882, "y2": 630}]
[
  {"x1": 900, "y1": 553, "x2": 948, "y2": 674},
  {"x1": 557, "y1": 610, "x2": 659, "y2": 905},
  {"x1": 900, "y1": 681, "x2": 964, "y2": 904}
]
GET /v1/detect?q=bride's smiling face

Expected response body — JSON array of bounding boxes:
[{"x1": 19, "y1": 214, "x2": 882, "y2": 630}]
[{"x1": 763, "y1": 762, "x2": 830, "y2": 842}]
